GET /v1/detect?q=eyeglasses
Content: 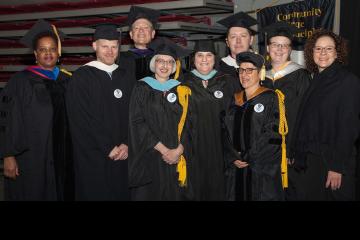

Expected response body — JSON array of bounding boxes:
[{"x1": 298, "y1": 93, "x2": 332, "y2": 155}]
[
  {"x1": 313, "y1": 46, "x2": 335, "y2": 53},
  {"x1": 239, "y1": 68, "x2": 257, "y2": 74},
  {"x1": 269, "y1": 42, "x2": 290, "y2": 50},
  {"x1": 155, "y1": 59, "x2": 175, "y2": 66},
  {"x1": 37, "y1": 47, "x2": 57, "y2": 54}
]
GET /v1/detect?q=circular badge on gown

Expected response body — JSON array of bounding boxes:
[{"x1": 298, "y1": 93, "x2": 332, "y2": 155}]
[
  {"x1": 214, "y1": 90, "x2": 223, "y2": 99},
  {"x1": 167, "y1": 93, "x2": 177, "y2": 103},
  {"x1": 114, "y1": 89, "x2": 123, "y2": 99},
  {"x1": 254, "y1": 103, "x2": 265, "y2": 113}
]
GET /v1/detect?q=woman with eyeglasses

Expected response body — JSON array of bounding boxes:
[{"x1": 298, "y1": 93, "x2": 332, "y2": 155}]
[
  {"x1": 181, "y1": 40, "x2": 240, "y2": 201},
  {"x1": 0, "y1": 20, "x2": 74, "y2": 201},
  {"x1": 128, "y1": 38, "x2": 193, "y2": 200},
  {"x1": 260, "y1": 22, "x2": 311, "y2": 200},
  {"x1": 231, "y1": 52, "x2": 284, "y2": 201},
  {"x1": 291, "y1": 29, "x2": 360, "y2": 200}
]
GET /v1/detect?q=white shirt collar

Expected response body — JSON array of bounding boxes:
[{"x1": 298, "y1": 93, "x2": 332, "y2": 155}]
[
  {"x1": 221, "y1": 55, "x2": 239, "y2": 68},
  {"x1": 84, "y1": 61, "x2": 118, "y2": 73}
]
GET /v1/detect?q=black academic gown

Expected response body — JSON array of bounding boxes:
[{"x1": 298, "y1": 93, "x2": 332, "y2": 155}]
[
  {"x1": 182, "y1": 71, "x2": 238, "y2": 201},
  {"x1": 219, "y1": 60, "x2": 242, "y2": 92},
  {"x1": 66, "y1": 65, "x2": 134, "y2": 201},
  {"x1": 262, "y1": 67, "x2": 310, "y2": 157},
  {"x1": 292, "y1": 62, "x2": 360, "y2": 201},
  {"x1": 128, "y1": 81, "x2": 190, "y2": 201},
  {"x1": 232, "y1": 88, "x2": 284, "y2": 201},
  {"x1": 117, "y1": 50, "x2": 153, "y2": 81},
  {"x1": 0, "y1": 69, "x2": 73, "y2": 201},
  {"x1": 262, "y1": 67, "x2": 310, "y2": 200}
]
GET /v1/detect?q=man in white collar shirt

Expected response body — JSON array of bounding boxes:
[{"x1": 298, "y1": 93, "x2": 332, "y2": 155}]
[
  {"x1": 66, "y1": 24, "x2": 135, "y2": 200},
  {"x1": 217, "y1": 11, "x2": 258, "y2": 92}
]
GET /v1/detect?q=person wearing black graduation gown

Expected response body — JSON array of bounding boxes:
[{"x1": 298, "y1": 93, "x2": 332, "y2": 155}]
[
  {"x1": 217, "y1": 11, "x2": 258, "y2": 91},
  {"x1": 259, "y1": 22, "x2": 311, "y2": 200},
  {"x1": 0, "y1": 20, "x2": 74, "y2": 201},
  {"x1": 117, "y1": 6, "x2": 160, "y2": 80},
  {"x1": 182, "y1": 40, "x2": 239, "y2": 201},
  {"x1": 128, "y1": 37, "x2": 192, "y2": 201},
  {"x1": 231, "y1": 52, "x2": 284, "y2": 201},
  {"x1": 292, "y1": 30, "x2": 360, "y2": 201},
  {"x1": 66, "y1": 24, "x2": 134, "y2": 201}
]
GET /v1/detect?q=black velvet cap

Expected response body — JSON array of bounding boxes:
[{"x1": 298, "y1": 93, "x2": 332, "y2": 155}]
[
  {"x1": 217, "y1": 11, "x2": 258, "y2": 34},
  {"x1": 19, "y1": 19, "x2": 65, "y2": 49},
  {"x1": 260, "y1": 21, "x2": 299, "y2": 41},
  {"x1": 193, "y1": 40, "x2": 216, "y2": 54},
  {"x1": 127, "y1": 6, "x2": 160, "y2": 28},
  {"x1": 93, "y1": 23, "x2": 121, "y2": 41},
  {"x1": 236, "y1": 51, "x2": 265, "y2": 68},
  {"x1": 149, "y1": 37, "x2": 192, "y2": 59}
]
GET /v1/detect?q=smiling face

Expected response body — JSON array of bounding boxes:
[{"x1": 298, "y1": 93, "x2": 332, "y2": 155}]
[
  {"x1": 154, "y1": 54, "x2": 175, "y2": 82},
  {"x1": 194, "y1": 51, "x2": 215, "y2": 75},
  {"x1": 129, "y1": 18, "x2": 155, "y2": 49},
  {"x1": 226, "y1": 27, "x2": 253, "y2": 58},
  {"x1": 34, "y1": 36, "x2": 59, "y2": 70},
  {"x1": 267, "y1": 36, "x2": 292, "y2": 66},
  {"x1": 238, "y1": 62, "x2": 260, "y2": 90},
  {"x1": 92, "y1": 39, "x2": 119, "y2": 65},
  {"x1": 313, "y1": 36, "x2": 337, "y2": 72}
]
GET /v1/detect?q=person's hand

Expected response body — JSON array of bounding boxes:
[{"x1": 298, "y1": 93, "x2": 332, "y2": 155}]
[
  {"x1": 326, "y1": 170, "x2": 342, "y2": 190},
  {"x1": 154, "y1": 142, "x2": 170, "y2": 156},
  {"x1": 113, "y1": 144, "x2": 128, "y2": 161},
  {"x1": 162, "y1": 144, "x2": 184, "y2": 165},
  {"x1": 108, "y1": 146, "x2": 120, "y2": 160},
  {"x1": 4, "y1": 156, "x2": 19, "y2": 179},
  {"x1": 233, "y1": 160, "x2": 248, "y2": 168}
]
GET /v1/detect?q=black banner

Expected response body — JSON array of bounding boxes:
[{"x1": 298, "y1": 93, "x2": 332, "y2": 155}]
[{"x1": 257, "y1": 0, "x2": 335, "y2": 53}]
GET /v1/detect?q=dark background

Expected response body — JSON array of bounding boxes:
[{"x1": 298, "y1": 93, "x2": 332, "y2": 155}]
[
  {"x1": 340, "y1": 0, "x2": 360, "y2": 78},
  {"x1": 340, "y1": 0, "x2": 360, "y2": 200}
]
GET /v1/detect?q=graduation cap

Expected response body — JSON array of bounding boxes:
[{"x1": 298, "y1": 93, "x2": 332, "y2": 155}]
[
  {"x1": 149, "y1": 37, "x2": 192, "y2": 59},
  {"x1": 236, "y1": 51, "x2": 266, "y2": 80},
  {"x1": 193, "y1": 40, "x2": 216, "y2": 54},
  {"x1": 20, "y1": 19, "x2": 65, "y2": 56},
  {"x1": 217, "y1": 11, "x2": 258, "y2": 34},
  {"x1": 260, "y1": 21, "x2": 299, "y2": 42},
  {"x1": 127, "y1": 6, "x2": 160, "y2": 28},
  {"x1": 149, "y1": 37, "x2": 192, "y2": 78},
  {"x1": 93, "y1": 23, "x2": 121, "y2": 41}
]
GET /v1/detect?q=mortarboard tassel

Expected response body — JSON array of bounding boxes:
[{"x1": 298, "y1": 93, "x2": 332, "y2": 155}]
[
  {"x1": 174, "y1": 59, "x2": 181, "y2": 80},
  {"x1": 260, "y1": 64, "x2": 266, "y2": 81},
  {"x1": 51, "y1": 24, "x2": 61, "y2": 57}
]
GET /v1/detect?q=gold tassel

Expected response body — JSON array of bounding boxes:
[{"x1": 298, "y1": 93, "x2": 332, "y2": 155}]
[
  {"x1": 266, "y1": 54, "x2": 270, "y2": 62},
  {"x1": 176, "y1": 85, "x2": 191, "y2": 187},
  {"x1": 275, "y1": 89, "x2": 289, "y2": 189},
  {"x1": 260, "y1": 64, "x2": 266, "y2": 81},
  {"x1": 60, "y1": 68, "x2": 72, "y2": 76},
  {"x1": 51, "y1": 24, "x2": 61, "y2": 57},
  {"x1": 174, "y1": 59, "x2": 181, "y2": 80}
]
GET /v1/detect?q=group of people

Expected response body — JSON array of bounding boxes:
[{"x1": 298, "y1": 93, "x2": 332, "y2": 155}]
[{"x1": 0, "y1": 6, "x2": 359, "y2": 201}]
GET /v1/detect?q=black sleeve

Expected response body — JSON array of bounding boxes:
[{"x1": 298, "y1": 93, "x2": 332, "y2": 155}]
[
  {"x1": 248, "y1": 94, "x2": 282, "y2": 177},
  {"x1": 128, "y1": 84, "x2": 160, "y2": 186},
  {"x1": 66, "y1": 69, "x2": 114, "y2": 157},
  {"x1": 286, "y1": 70, "x2": 311, "y2": 157},
  {"x1": 221, "y1": 109, "x2": 241, "y2": 168},
  {"x1": 0, "y1": 74, "x2": 28, "y2": 158},
  {"x1": 326, "y1": 74, "x2": 360, "y2": 173}
]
